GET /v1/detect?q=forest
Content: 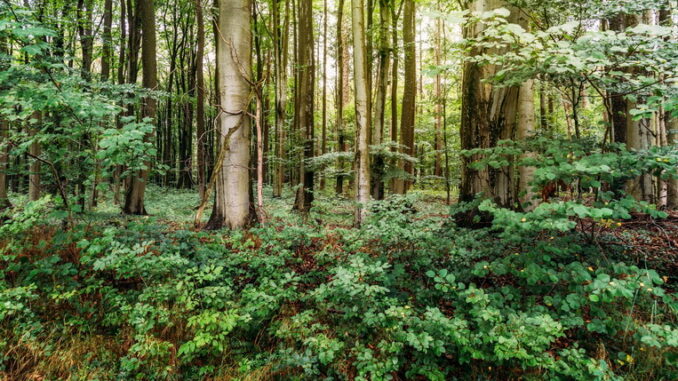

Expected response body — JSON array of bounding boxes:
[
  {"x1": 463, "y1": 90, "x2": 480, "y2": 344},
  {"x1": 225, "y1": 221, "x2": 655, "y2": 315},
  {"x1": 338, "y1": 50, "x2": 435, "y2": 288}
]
[{"x1": 0, "y1": 0, "x2": 677, "y2": 379}]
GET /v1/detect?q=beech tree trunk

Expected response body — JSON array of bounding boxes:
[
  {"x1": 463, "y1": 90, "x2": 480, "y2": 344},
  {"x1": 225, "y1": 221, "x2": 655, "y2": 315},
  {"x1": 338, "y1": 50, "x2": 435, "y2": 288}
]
[
  {"x1": 352, "y1": 0, "x2": 371, "y2": 225},
  {"x1": 395, "y1": 0, "x2": 415, "y2": 194},
  {"x1": 101, "y1": 0, "x2": 113, "y2": 81},
  {"x1": 371, "y1": 0, "x2": 391, "y2": 200},
  {"x1": 28, "y1": 112, "x2": 41, "y2": 202},
  {"x1": 335, "y1": 0, "x2": 347, "y2": 196},
  {"x1": 195, "y1": 0, "x2": 207, "y2": 199},
  {"x1": 0, "y1": 118, "x2": 9, "y2": 210},
  {"x1": 433, "y1": 10, "x2": 443, "y2": 177},
  {"x1": 293, "y1": 0, "x2": 315, "y2": 213},
  {"x1": 124, "y1": 0, "x2": 157, "y2": 215},
  {"x1": 459, "y1": 0, "x2": 533, "y2": 209},
  {"x1": 207, "y1": 0, "x2": 254, "y2": 229}
]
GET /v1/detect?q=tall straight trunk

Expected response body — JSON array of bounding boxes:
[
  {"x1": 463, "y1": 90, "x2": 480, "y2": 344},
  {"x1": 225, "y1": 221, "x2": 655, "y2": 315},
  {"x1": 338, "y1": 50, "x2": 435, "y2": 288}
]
[
  {"x1": 101, "y1": 0, "x2": 113, "y2": 81},
  {"x1": 293, "y1": 0, "x2": 315, "y2": 213},
  {"x1": 273, "y1": 0, "x2": 290, "y2": 198},
  {"x1": 352, "y1": 0, "x2": 371, "y2": 224},
  {"x1": 335, "y1": 0, "x2": 347, "y2": 196},
  {"x1": 124, "y1": 0, "x2": 157, "y2": 215},
  {"x1": 659, "y1": 8, "x2": 677, "y2": 209},
  {"x1": 539, "y1": 82, "x2": 548, "y2": 130},
  {"x1": 668, "y1": 117, "x2": 678, "y2": 209},
  {"x1": 433, "y1": 11, "x2": 443, "y2": 177},
  {"x1": 389, "y1": 3, "x2": 399, "y2": 193},
  {"x1": 0, "y1": 118, "x2": 9, "y2": 210},
  {"x1": 1, "y1": 37, "x2": 10, "y2": 210},
  {"x1": 195, "y1": 0, "x2": 207, "y2": 199},
  {"x1": 608, "y1": 14, "x2": 628, "y2": 144},
  {"x1": 320, "y1": 0, "x2": 328, "y2": 190},
  {"x1": 28, "y1": 112, "x2": 41, "y2": 201},
  {"x1": 396, "y1": 0, "x2": 415, "y2": 194},
  {"x1": 371, "y1": 0, "x2": 391, "y2": 200},
  {"x1": 207, "y1": 0, "x2": 254, "y2": 229},
  {"x1": 458, "y1": 0, "x2": 530, "y2": 209},
  {"x1": 77, "y1": 0, "x2": 94, "y2": 78},
  {"x1": 113, "y1": 0, "x2": 127, "y2": 205}
]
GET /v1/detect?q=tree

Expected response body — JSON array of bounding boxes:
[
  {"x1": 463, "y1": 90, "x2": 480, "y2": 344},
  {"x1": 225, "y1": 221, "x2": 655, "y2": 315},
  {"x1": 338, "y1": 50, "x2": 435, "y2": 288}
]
[
  {"x1": 0, "y1": 118, "x2": 9, "y2": 210},
  {"x1": 352, "y1": 0, "x2": 371, "y2": 225},
  {"x1": 395, "y1": 0, "x2": 415, "y2": 194},
  {"x1": 459, "y1": 0, "x2": 534, "y2": 209},
  {"x1": 207, "y1": 0, "x2": 254, "y2": 229},
  {"x1": 371, "y1": 0, "x2": 391, "y2": 200},
  {"x1": 195, "y1": 0, "x2": 207, "y2": 199},
  {"x1": 335, "y1": 0, "x2": 348, "y2": 196},
  {"x1": 272, "y1": 0, "x2": 289, "y2": 198},
  {"x1": 124, "y1": 0, "x2": 157, "y2": 215},
  {"x1": 293, "y1": 0, "x2": 315, "y2": 213}
]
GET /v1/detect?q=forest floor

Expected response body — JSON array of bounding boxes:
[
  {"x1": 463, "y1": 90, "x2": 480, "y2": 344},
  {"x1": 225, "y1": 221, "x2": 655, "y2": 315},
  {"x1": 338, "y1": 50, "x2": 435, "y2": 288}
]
[{"x1": 1, "y1": 186, "x2": 677, "y2": 380}]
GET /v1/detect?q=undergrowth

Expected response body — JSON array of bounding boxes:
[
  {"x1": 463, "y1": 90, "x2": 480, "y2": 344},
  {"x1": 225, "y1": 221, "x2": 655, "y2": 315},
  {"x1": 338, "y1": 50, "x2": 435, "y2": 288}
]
[{"x1": 0, "y1": 189, "x2": 676, "y2": 381}]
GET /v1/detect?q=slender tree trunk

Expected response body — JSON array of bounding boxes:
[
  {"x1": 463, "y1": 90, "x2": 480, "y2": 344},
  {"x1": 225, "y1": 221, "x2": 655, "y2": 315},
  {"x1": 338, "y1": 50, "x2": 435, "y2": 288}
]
[
  {"x1": 433, "y1": 10, "x2": 443, "y2": 177},
  {"x1": 101, "y1": 0, "x2": 113, "y2": 81},
  {"x1": 0, "y1": 118, "x2": 10, "y2": 210},
  {"x1": 371, "y1": 0, "x2": 391, "y2": 200},
  {"x1": 195, "y1": 0, "x2": 207, "y2": 199},
  {"x1": 293, "y1": 0, "x2": 315, "y2": 213},
  {"x1": 273, "y1": 0, "x2": 289, "y2": 198},
  {"x1": 207, "y1": 0, "x2": 254, "y2": 229},
  {"x1": 389, "y1": 3, "x2": 399, "y2": 193},
  {"x1": 352, "y1": 0, "x2": 371, "y2": 225},
  {"x1": 77, "y1": 0, "x2": 94, "y2": 78},
  {"x1": 396, "y1": 0, "x2": 415, "y2": 194},
  {"x1": 124, "y1": 0, "x2": 158, "y2": 215},
  {"x1": 28, "y1": 112, "x2": 41, "y2": 201},
  {"x1": 335, "y1": 0, "x2": 346, "y2": 196},
  {"x1": 320, "y1": 0, "x2": 328, "y2": 190}
]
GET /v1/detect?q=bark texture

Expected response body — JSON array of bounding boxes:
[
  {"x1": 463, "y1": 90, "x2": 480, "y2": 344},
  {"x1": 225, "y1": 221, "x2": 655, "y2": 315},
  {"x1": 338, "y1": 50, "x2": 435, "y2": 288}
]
[{"x1": 208, "y1": 0, "x2": 254, "y2": 229}]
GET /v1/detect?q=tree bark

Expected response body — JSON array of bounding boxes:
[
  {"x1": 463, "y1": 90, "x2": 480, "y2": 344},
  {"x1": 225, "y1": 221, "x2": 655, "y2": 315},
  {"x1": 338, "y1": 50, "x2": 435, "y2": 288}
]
[
  {"x1": 207, "y1": 0, "x2": 254, "y2": 229},
  {"x1": 395, "y1": 0, "x2": 415, "y2": 194},
  {"x1": 28, "y1": 112, "x2": 41, "y2": 202},
  {"x1": 101, "y1": 0, "x2": 113, "y2": 81},
  {"x1": 273, "y1": 0, "x2": 289, "y2": 198},
  {"x1": 352, "y1": 0, "x2": 372, "y2": 225},
  {"x1": 0, "y1": 118, "x2": 10, "y2": 210},
  {"x1": 195, "y1": 0, "x2": 207, "y2": 199},
  {"x1": 293, "y1": 0, "x2": 315, "y2": 213},
  {"x1": 123, "y1": 0, "x2": 158, "y2": 215},
  {"x1": 371, "y1": 0, "x2": 391, "y2": 200},
  {"x1": 335, "y1": 0, "x2": 347, "y2": 196},
  {"x1": 458, "y1": 0, "x2": 531, "y2": 211}
]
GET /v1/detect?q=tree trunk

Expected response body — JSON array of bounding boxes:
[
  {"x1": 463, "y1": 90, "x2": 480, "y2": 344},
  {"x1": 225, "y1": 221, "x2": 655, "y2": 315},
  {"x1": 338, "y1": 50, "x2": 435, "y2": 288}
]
[
  {"x1": 459, "y1": 0, "x2": 531, "y2": 212},
  {"x1": 124, "y1": 0, "x2": 158, "y2": 215},
  {"x1": 293, "y1": 0, "x2": 315, "y2": 213},
  {"x1": 273, "y1": 0, "x2": 289, "y2": 198},
  {"x1": 28, "y1": 112, "x2": 41, "y2": 202},
  {"x1": 371, "y1": 0, "x2": 391, "y2": 200},
  {"x1": 195, "y1": 0, "x2": 207, "y2": 200},
  {"x1": 352, "y1": 0, "x2": 371, "y2": 225},
  {"x1": 335, "y1": 0, "x2": 347, "y2": 196},
  {"x1": 395, "y1": 0, "x2": 415, "y2": 194},
  {"x1": 389, "y1": 3, "x2": 399, "y2": 194},
  {"x1": 207, "y1": 0, "x2": 254, "y2": 229},
  {"x1": 76, "y1": 0, "x2": 94, "y2": 78},
  {"x1": 433, "y1": 10, "x2": 443, "y2": 177},
  {"x1": 320, "y1": 0, "x2": 328, "y2": 190},
  {"x1": 101, "y1": 0, "x2": 113, "y2": 81},
  {"x1": 0, "y1": 118, "x2": 10, "y2": 210}
]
